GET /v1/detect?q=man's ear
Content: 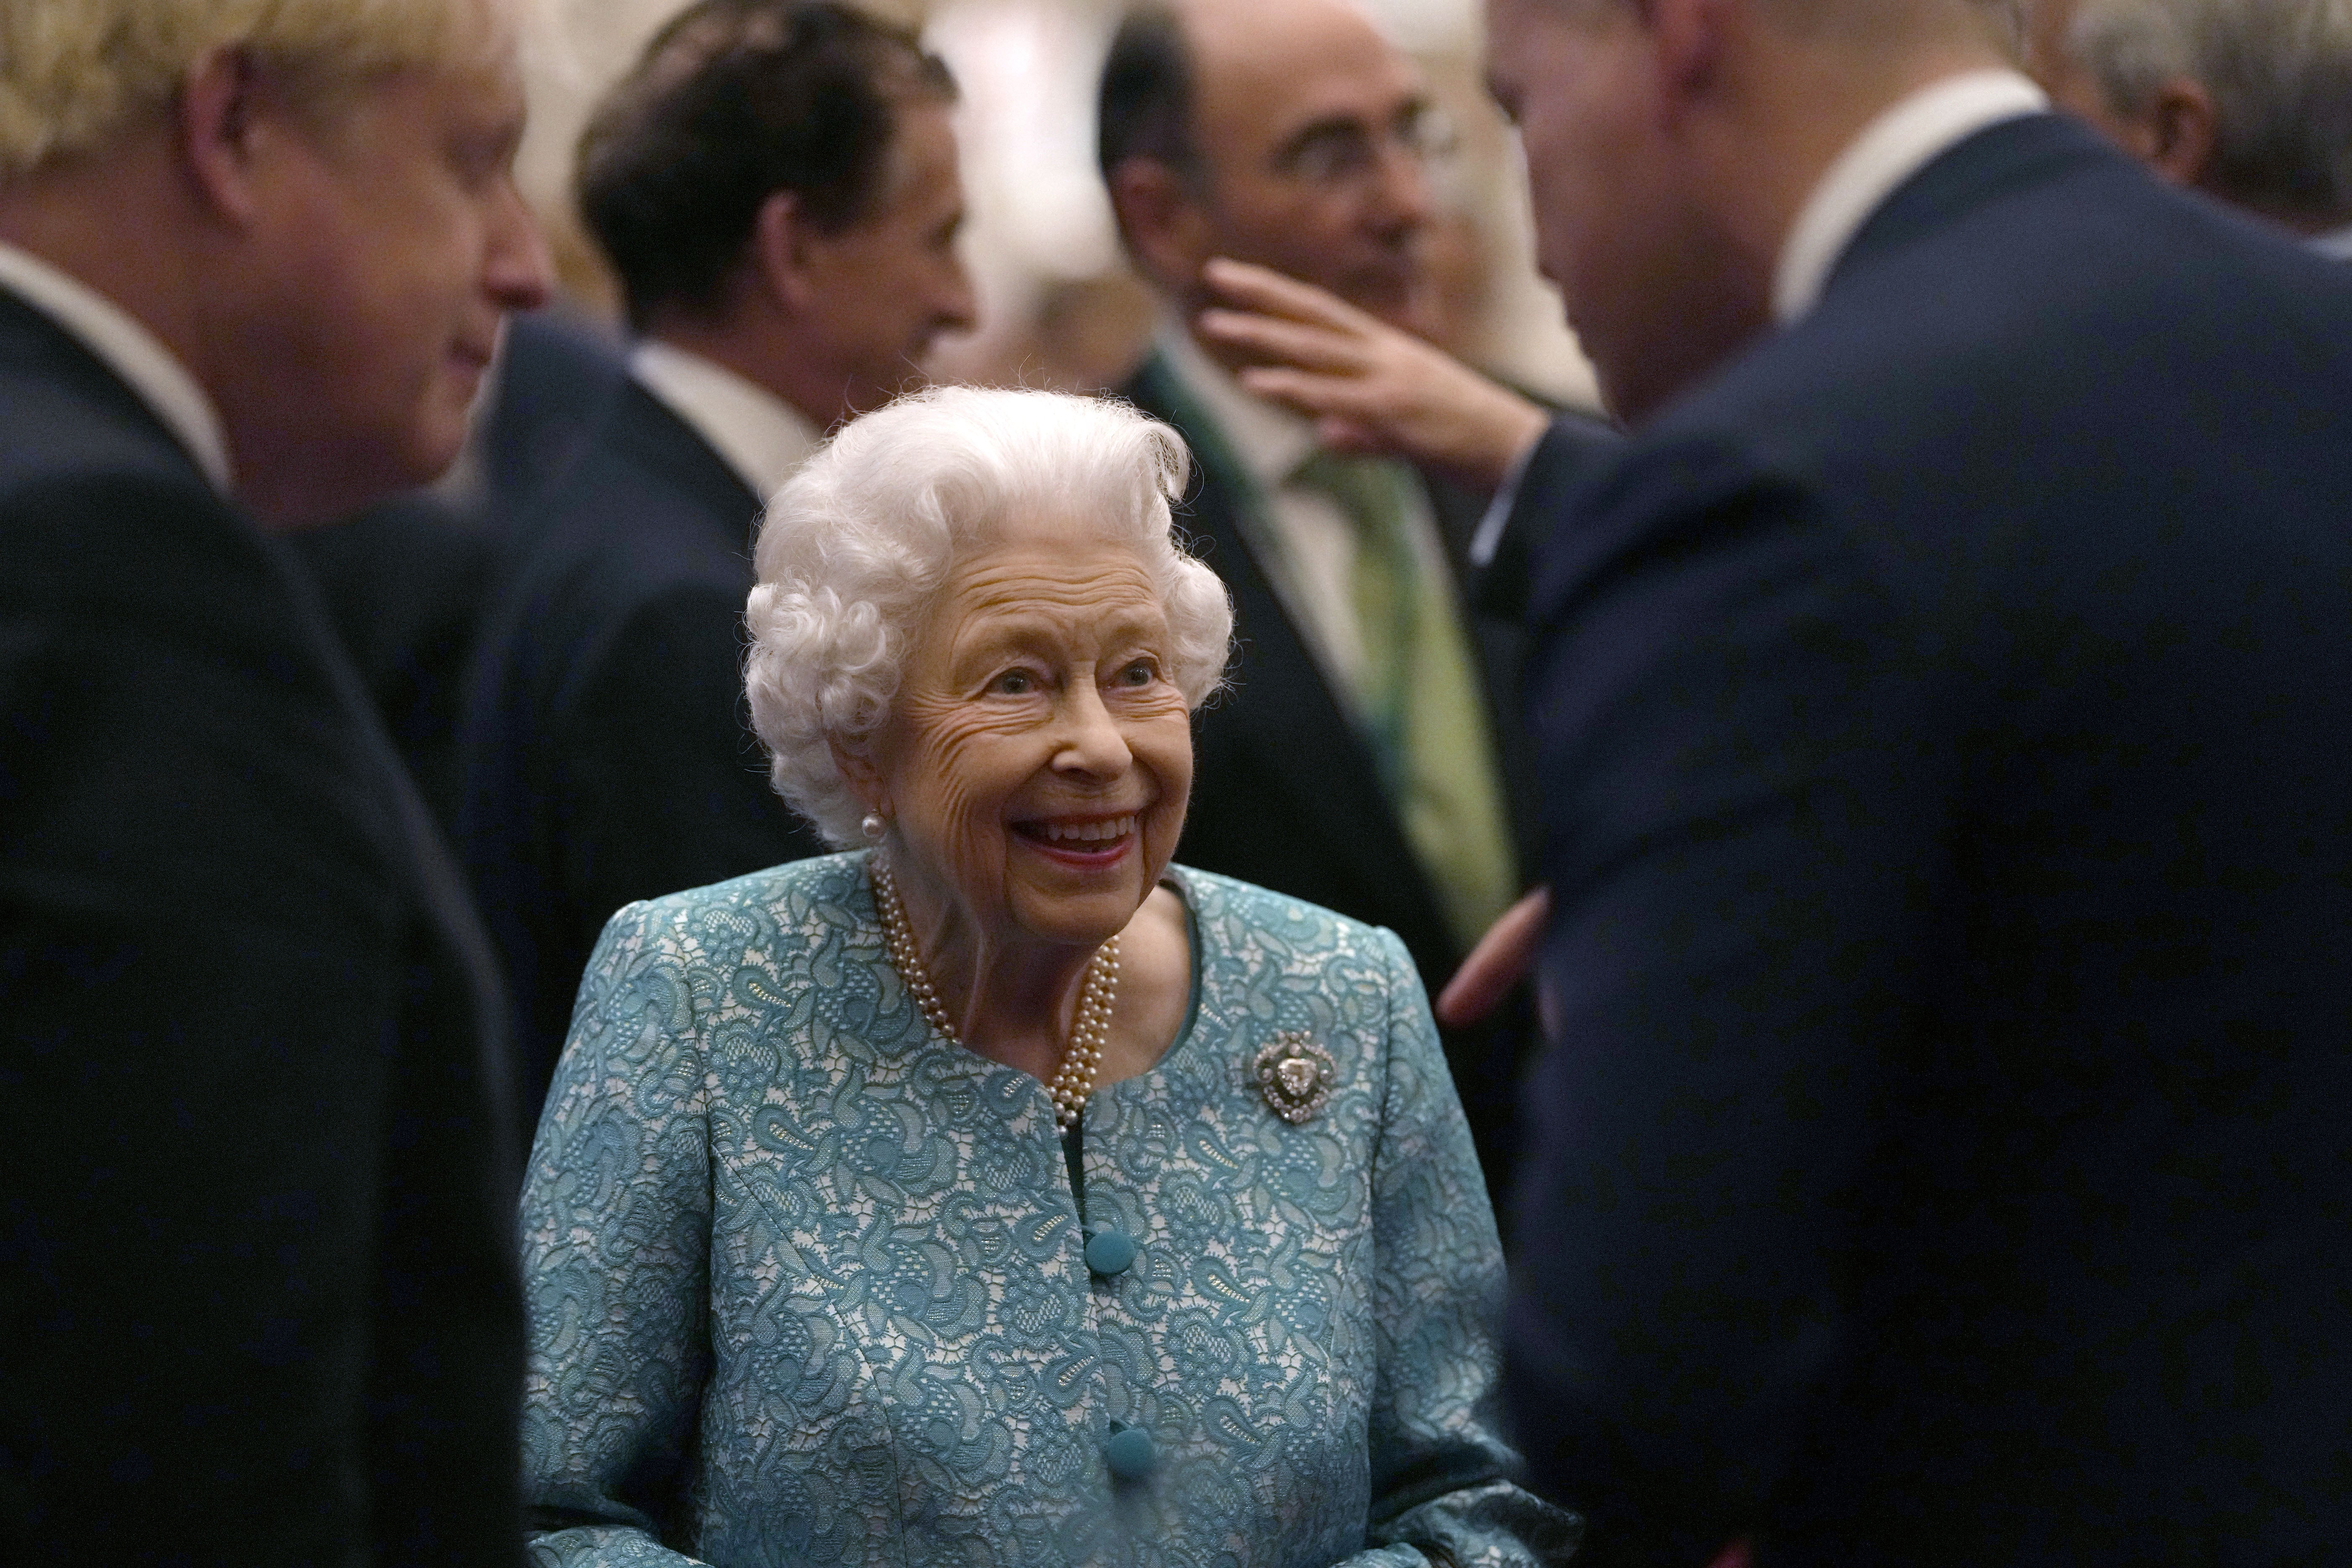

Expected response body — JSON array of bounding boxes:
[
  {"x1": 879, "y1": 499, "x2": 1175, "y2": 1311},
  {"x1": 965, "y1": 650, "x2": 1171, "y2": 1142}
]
[
  {"x1": 178, "y1": 46, "x2": 273, "y2": 225},
  {"x1": 750, "y1": 187, "x2": 822, "y2": 313},
  {"x1": 2140, "y1": 75, "x2": 2219, "y2": 189},
  {"x1": 1106, "y1": 157, "x2": 1216, "y2": 294},
  {"x1": 1647, "y1": 0, "x2": 1732, "y2": 111},
  {"x1": 829, "y1": 734, "x2": 889, "y2": 815}
]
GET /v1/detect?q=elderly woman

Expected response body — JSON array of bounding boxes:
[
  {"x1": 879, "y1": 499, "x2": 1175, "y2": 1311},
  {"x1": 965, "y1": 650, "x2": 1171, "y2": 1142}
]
[{"x1": 518, "y1": 387, "x2": 1574, "y2": 1568}]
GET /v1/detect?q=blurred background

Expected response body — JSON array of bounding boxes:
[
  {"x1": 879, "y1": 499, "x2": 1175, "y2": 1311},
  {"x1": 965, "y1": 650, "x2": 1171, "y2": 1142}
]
[{"x1": 514, "y1": 0, "x2": 1606, "y2": 407}]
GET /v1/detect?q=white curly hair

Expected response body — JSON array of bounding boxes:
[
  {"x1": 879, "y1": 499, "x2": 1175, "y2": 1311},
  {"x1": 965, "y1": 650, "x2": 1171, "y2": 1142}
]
[{"x1": 745, "y1": 385, "x2": 1234, "y2": 847}]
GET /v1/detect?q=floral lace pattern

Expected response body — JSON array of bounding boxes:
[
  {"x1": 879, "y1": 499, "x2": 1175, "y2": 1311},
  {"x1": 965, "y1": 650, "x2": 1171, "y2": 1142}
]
[{"x1": 521, "y1": 853, "x2": 1578, "y2": 1568}]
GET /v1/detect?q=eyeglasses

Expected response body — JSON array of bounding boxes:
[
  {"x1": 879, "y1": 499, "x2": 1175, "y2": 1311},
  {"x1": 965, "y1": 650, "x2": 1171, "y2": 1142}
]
[{"x1": 1271, "y1": 103, "x2": 1460, "y2": 191}]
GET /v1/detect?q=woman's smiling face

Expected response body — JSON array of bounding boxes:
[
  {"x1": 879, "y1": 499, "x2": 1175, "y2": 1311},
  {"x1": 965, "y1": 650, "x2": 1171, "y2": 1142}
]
[{"x1": 865, "y1": 517, "x2": 1194, "y2": 952}]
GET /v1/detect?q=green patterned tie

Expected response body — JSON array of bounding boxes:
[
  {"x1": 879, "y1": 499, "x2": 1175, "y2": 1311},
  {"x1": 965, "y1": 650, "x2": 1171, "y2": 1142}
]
[{"x1": 1289, "y1": 450, "x2": 1518, "y2": 952}]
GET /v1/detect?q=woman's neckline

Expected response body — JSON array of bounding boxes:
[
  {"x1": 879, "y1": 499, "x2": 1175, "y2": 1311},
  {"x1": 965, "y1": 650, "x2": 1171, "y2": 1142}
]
[{"x1": 852, "y1": 854, "x2": 1204, "y2": 1116}]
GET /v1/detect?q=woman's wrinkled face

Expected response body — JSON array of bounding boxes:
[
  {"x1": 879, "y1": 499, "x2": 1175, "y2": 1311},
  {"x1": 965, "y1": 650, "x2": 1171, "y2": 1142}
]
[{"x1": 869, "y1": 519, "x2": 1194, "y2": 951}]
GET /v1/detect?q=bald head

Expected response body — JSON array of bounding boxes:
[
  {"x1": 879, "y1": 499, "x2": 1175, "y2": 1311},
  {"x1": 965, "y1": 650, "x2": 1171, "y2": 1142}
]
[
  {"x1": 1480, "y1": 0, "x2": 2009, "y2": 421},
  {"x1": 1181, "y1": 0, "x2": 1398, "y2": 96},
  {"x1": 1099, "y1": 0, "x2": 1442, "y2": 333}
]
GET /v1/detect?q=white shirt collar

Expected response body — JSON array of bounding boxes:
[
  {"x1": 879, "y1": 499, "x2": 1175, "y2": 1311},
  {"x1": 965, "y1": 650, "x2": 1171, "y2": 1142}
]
[
  {"x1": 629, "y1": 338, "x2": 822, "y2": 503},
  {"x1": 0, "y1": 240, "x2": 232, "y2": 492},
  {"x1": 1154, "y1": 317, "x2": 1319, "y2": 489},
  {"x1": 1773, "y1": 70, "x2": 2050, "y2": 324},
  {"x1": 2311, "y1": 222, "x2": 2352, "y2": 262}
]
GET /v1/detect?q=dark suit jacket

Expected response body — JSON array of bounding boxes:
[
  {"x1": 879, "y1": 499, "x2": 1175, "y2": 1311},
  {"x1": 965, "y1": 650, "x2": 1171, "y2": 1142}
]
[
  {"x1": 1122, "y1": 352, "x2": 1601, "y2": 1198},
  {"x1": 475, "y1": 307, "x2": 631, "y2": 536},
  {"x1": 1506, "y1": 113, "x2": 2352, "y2": 1565},
  {"x1": 1475, "y1": 415, "x2": 1616, "y2": 624},
  {"x1": 0, "y1": 290, "x2": 522, "y2": 1561},
  {"x1": 292, "y1": 490, "x2": 498, "y2": 831},
  {"x1": 459, "y1": 381, "x2": 825, "y2": 1139}
]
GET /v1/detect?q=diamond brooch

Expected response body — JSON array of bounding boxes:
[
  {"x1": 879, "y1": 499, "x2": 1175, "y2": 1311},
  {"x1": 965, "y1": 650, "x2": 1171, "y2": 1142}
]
[{"x1": 1254, "y1": 1031, "x2": 1336, "y2": 1124}]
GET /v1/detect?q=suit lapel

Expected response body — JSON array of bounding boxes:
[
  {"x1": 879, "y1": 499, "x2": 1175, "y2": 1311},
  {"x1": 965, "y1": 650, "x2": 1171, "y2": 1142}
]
[
  {"x1": 0, "y1": 289, "x2": 202, "y2": 475},
  {"x1": 604, "y1": 381, "x2": 767, "y2": 559}
]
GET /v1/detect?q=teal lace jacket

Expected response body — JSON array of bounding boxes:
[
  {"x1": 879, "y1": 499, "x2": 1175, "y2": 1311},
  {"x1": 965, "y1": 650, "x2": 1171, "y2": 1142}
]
[{"x1": 520, "y1": 853, "x2": 1578, "y2": 1568}]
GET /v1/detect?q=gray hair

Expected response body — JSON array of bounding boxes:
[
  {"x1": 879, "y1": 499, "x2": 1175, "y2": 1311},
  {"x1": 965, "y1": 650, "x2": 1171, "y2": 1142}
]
[
  {"x1": 744, "y1": 385, "x2": 1234, "y2": 847},
  {"x1": 2069, "y1": 0, "x2": 2352, "y2": 219}
]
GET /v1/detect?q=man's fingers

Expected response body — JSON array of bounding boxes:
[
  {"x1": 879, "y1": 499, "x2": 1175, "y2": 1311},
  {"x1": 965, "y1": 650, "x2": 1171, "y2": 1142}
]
[
  {"x1": 1201, "y1": 255, "x2": 1545, "y2": 488},
  {"x1": 1232, "y1": 364, "x2": 1385, "y2": 424},
  {"x1": 1436, "y1": 887, "x2": 1552, "y2": 1029},
  {"x1": 1196, "y1": 307, "x2": 1364, "y2": 372},
  {"x1": 1200, "y1": 255, "x2": 1373, "y2": 331}
]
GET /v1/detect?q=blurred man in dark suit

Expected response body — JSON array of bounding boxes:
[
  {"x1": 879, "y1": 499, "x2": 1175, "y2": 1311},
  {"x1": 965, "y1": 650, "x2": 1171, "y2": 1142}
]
[
  {"x1": 1098, "y1": 0, "x2": 1560, "y2": 1194},
  {"x1": 462, "y1": 0, "x2": 976, "y2": 1137},
  {"x1": 2022, "y1": 0, "x2": 2352, "y2": 255},
  {"x1": 1480, "y1": 0, "x2": 2352, "y2": 1560},
  {"x1": 0, "y1": 0, "x2": 549, "y2": 1557}
]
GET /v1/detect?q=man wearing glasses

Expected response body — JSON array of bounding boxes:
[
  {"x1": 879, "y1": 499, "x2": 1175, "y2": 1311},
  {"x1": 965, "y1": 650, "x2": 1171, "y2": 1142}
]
[{"x1": 1097, "y1": 0, "x2": 1543, "y2": 1198}]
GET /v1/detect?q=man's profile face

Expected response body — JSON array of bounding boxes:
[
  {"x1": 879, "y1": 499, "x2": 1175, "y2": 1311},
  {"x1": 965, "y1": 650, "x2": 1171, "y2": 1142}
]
[
  {"x1": 1482, "y1": 0, "x2": 1758, "y2": 422},
  {"x1": 1184, "y1": 0, "x2": 1442, "y2": 333},
  {"x1": 236, "y1": 8, "x2": 549, "y2": 519},
  {"x1": 794, "y1": 101, "x2": 977, "y2": 423}
]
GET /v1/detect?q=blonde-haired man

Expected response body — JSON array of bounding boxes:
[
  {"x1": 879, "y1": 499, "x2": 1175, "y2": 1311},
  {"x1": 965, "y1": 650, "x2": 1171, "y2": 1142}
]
[
  {"x1": 0, "y1": 1, "x2": 486, "y2": 170},
  {"x1": 0, "y1": 0, "x2": 547, "y2": 1558}
]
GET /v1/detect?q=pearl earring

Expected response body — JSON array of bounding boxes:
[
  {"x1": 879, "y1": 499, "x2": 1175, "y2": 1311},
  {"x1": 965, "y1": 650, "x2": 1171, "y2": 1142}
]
[{"x1": 860, "y1": 812, "x2": 887, "y2": 843}]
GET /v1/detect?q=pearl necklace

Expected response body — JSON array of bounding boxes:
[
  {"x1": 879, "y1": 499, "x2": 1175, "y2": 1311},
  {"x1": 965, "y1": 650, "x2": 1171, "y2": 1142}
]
[{"x1": 870, "y1": 857, "x2": 1118, "y2": 1132}]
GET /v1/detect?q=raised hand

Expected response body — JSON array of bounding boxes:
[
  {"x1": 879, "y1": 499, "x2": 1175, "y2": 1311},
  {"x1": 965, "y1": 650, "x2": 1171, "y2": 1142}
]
[{"x1": 1195, "y1": 257, "x2": 1548, "y2": 494}]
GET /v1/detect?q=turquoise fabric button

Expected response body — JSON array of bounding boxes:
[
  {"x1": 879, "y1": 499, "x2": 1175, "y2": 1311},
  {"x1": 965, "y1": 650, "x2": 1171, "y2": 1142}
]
[
  {"x1": 1083, "y1": 1228, "x2": 1137, "y2": 1276},
  {"x1": 1104, "y1": 1424, "x2": 1155, "y2": 1481}
]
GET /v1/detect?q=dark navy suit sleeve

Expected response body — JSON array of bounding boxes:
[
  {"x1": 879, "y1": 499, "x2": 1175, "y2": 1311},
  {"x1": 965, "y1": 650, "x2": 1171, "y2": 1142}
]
[
  {"x1": 548, "y1": 582, "x2": 827, "y2": 968},
  {"x1": 1506, "y1": 435, "x2": 1944, "y2": 1565},
  {"x1": 1514, "y1": 413, "x2": 1621, "y2": 524},
  {"x1": 1477, "y1": 413, "x2": 1621, "y2": 624}
]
